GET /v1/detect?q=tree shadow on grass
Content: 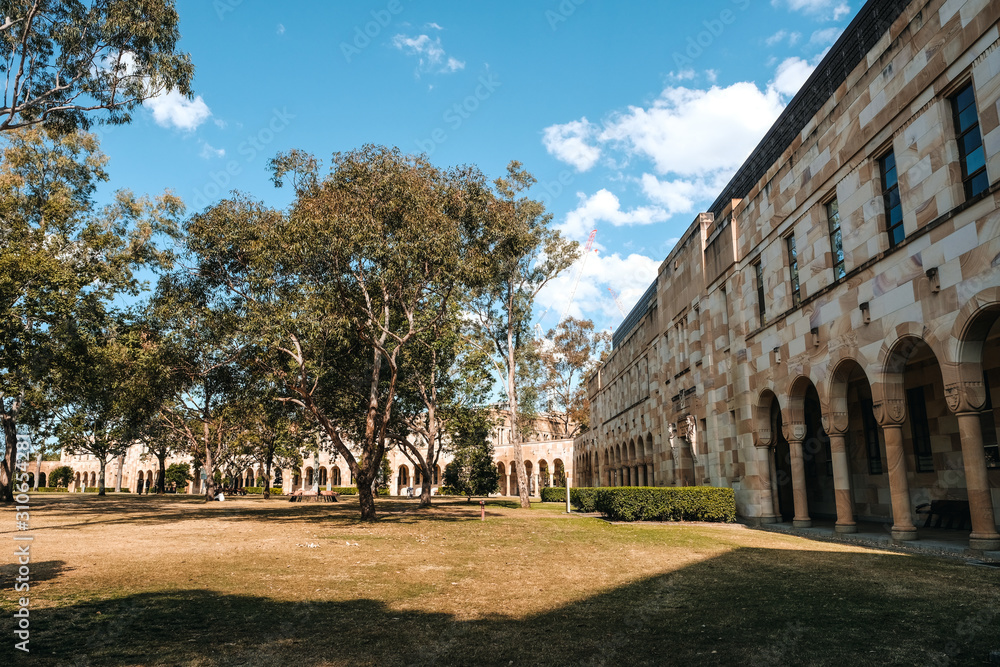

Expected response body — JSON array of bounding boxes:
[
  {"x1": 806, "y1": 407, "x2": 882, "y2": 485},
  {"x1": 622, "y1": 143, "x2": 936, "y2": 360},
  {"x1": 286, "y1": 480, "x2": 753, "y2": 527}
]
[
  {"x1": 0, "y1": 560, "x2": 73, "y2": 586},
  {"x1": 5, "y1": 497, "x2": 505, "y2": 534},
  {"x1": 20, "y1": 547, "x2": 999, "y2": 666}
]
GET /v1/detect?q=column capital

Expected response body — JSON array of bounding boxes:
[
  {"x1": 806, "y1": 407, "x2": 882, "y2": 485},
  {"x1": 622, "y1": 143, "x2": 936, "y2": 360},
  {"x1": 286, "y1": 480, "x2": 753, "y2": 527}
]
[
  {"x1": 821, "y1": 411, "x2": 849, "y2": 435},
  {"x1": 944, "y1": 380, "x2": 987, "y2": 414},
  {"x1": 782, "y1": 421, "x2": 806, "y2": 442},
  {"x1": 872, "y1": 399, "x2": 905, "y2": 426}
]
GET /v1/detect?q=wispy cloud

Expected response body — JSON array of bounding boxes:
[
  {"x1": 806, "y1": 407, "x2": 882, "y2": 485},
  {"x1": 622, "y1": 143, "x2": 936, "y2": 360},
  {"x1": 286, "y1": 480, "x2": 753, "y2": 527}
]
[
  {"x1": 771, "y1": 0, "x2": 851, "y2": 21},
  {"x1": 392, "y1": 32, "x2": 464, "y2": 75},
  {"x1": 145, "y1": 88, "x2": 212, "y2": 131}
]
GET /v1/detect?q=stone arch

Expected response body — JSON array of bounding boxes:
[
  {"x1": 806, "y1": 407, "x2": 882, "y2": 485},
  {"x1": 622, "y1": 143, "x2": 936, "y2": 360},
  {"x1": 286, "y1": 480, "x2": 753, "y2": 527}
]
[
  {"x1": 873, "y1": 321, "x2": 948, "y2": 420},
  {"x1": 754, "y1": 388, "x2": 781, "y2": 447},
  {"x1": 538, "y1": 459, "x2": 549, "y2": 488},
  {"x1": 553, "y1": 458, "x2": 565, "y2": 486},
  {"x1": 947, "y1": 288, "x2": 1000, "y2": 412},
  {"x1": 497, "y1": 462, "x2": 507, "y2": 496},
  {"x1": 38, "y1": 472, "x2": 46, "y2": 488},
  {"x1": 397, "y1": 465, "x2": 409, "y2": 490}
]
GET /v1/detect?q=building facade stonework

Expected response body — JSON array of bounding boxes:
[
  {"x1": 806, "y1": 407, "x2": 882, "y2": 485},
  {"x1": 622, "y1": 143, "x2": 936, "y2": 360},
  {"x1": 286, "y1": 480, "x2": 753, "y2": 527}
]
[{"x1": 574, "y1": 0, "x2": 1000, "y2": 551}]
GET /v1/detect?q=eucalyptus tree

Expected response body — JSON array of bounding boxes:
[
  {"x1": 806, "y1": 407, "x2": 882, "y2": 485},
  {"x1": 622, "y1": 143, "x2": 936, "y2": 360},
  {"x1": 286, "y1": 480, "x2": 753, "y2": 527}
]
[
  {"x1": 1, "y1": 0, "x2": 194, "y2": 133},
  {"x1": 540, "y1": 317, "x2": 610, "y2": 437},
  {"x1": 187, "y1": 145, "x2": 493, "y2": 521},
  {"x1": 50, "y1": 319, "x2": 169, "y2": 495},
  {"x1": 465, "y1": 162, "x2": 578, "y2": 509},
  {"x1": 0, "y1": 127, "x2": 181, "y2": 503}
]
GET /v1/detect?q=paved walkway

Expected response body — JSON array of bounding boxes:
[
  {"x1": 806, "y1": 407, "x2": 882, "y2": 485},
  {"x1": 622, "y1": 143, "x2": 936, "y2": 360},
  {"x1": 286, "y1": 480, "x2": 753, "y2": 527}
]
[{"x1": 754, "y1": 518, "x2": 1000, "y2": 564}]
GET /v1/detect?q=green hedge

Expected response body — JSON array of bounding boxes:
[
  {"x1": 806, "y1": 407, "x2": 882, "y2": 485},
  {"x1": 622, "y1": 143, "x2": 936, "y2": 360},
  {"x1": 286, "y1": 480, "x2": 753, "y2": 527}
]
[
  {"x1": 540, "y1": 487, "x2": 567, "y2": 503},
  {"x1": 33, "y1": 487, "x2": 69, "y2": 493},
  {"x1": 331, "y1": 486, "x2": 358, "y2": 495},
  {"x1": 570, "y1": 487, "x2": 600, "y2": 512},
  {"x1": 244, "y1": 487, "x2": 284, "y2": 495},
  {"x1": 589, "y1": 486, "x2": 736, "y2": 522}
]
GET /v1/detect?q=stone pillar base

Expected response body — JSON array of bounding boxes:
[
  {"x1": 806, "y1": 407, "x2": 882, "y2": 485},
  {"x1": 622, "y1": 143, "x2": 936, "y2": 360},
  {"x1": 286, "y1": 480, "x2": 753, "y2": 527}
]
[
  {"x1": 891, "y1": 527, "x2": 918, "y2": 541},
  {"x1": 969, "y1": 536, "x2": 1000, "y2": 551},
  {"x1": 834, "y1": 523, "x2": 858, "y2": 534},
  {"x1": 759, "y1": 515, "x2": 779, "y2": 525},
  {"x1": 793, "y1": 519, "x2": 812, "y2": 528}
]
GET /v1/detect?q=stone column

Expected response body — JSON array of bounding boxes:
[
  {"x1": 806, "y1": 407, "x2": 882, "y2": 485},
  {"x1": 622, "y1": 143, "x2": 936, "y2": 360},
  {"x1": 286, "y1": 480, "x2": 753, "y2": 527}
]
[
  {"x1": 882, "y1": 423, "x2": 918, "y2": 540},
  {"x1": 768, "y1": 449, "x2": 781, "y2": 520},
  {"x1": 756, "y1": 445, "x2": 778, "y2": 524},
  {"x1": 787, "y1": 436, "x2": 811, "y2": 528},
  {"x1": 956, "y1": 411, "x2": 1000, "y2": 550},
  {"x1": 829, "y1": 432, "x2": 857, "y2": 533},
  {"x1": 647, "y1": 462, "x2": 654, "y2": 486}
]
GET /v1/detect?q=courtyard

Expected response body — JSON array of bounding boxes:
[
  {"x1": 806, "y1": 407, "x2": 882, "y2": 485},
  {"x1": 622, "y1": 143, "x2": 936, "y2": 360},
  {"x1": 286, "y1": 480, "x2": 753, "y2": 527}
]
[{"x1": 3, "y1": 495, "x2": 998, "y2": 666}]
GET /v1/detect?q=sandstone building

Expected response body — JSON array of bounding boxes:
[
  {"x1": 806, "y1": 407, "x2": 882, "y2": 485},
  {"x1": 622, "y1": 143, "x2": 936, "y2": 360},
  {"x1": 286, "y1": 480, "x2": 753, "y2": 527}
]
[{"x1": 574, "y1": 0, "x2": 1000, "y2": 551}]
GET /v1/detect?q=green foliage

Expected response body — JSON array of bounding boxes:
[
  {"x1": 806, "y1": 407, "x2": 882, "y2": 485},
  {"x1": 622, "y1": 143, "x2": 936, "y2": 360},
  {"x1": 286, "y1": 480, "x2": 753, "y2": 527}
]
[
  {"x1": 0, "y1": 0, "x2": 194, "y2": 133},
  {"x1": 569, "y1": 487, "x2": 599, "y2": 512},
  {"x1": 330, "y1": 487, "x2": 358, "y2": 495},
  {"x1": 540, "y1": 318, "x2": 610, "y2": 436},
  {"x1": 443, "y1": 411, "x2": 499, "y2": 498},
  {"x1": 33, "y1": 487, "x2": 69, "y2": 493},
  {"x1": 48, "y1": 465, "x2": 74, "y2": 487},
  {"x1": 244, "y1": 487, "x2": 283, "y2": 495},
  {"x1": 588, "y1": 487, "x2": 736, "y2": 523},
  {"x1": 165, "y1": 463, "x2": 192, "y2": 490},
  {"x1": 540, "y1": 487, "x2": 567, "y2": 503}
]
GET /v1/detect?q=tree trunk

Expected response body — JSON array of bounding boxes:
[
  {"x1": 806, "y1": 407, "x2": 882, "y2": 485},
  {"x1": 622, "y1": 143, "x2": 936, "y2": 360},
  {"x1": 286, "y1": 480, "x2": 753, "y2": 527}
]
[
  {"x1": 507, "y1": 293, "x2": 531, "y2": 509},
  {"x1": 0, "y1": 414, "x2": 18, "y2": 503},
  {"x1": 157, "y1": 454, "x2": 166, "y2": 494},
  {"x1": 263, "y1": 450, "x2": 272, "y2": 500},
  {"x1": 357, "y1": 470, "x2": 377, "y2": 521},
  {"x1": 203, "y1": 438, "x2": 216, "y2": 501},
  {"x1": 33, "y1": 448, "x2": 42, "y2": 491},
  {"x1": 419, "y1": 461, "x2": 433, "y2": 508},
  {"x1": 98, "y1": 458, "x2": 107, "y2": 496}
]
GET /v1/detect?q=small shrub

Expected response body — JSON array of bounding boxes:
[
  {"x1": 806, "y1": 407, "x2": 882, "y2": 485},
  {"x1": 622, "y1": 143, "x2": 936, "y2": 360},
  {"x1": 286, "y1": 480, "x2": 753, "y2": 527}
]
[
  {"x1": 590, "y1": 486, "x2": 736, "y2": 523},
  {"x1": 244, "y1": 487, "x2": 284, "y2": 495},
  {"x1": 570, "y1": 487, "x2": 600, "y2": 512},
  {"x1": 34, "y1": 487, "x2": 69, "y2": 493},
  {"x1": 331, "y1": 486, "x2": 358, "y2": 495},
  {"x1": 540, "y1": 487, "x2": 567, "y2": 503},
  {"x1": 377, "y1": 488, "x2": 389, "y2": 496}
]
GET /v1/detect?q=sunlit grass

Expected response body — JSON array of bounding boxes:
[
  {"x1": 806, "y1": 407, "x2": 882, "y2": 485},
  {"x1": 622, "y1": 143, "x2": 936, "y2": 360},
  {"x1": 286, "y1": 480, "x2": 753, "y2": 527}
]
[{"x1": 3, "y1": 494, "x2": 997, "y2": 666}]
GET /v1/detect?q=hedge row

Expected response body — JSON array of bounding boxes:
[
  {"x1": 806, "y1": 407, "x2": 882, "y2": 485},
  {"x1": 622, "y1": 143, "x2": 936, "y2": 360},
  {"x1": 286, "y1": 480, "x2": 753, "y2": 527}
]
[
  {"x1": 244, "y1": 487, "x2": 284, "y2": 495},
  {"x1": 570, "y1": 487, "x2": 600, "y2": 512},
  {"x1": 33, "y1": 487, "x2": 69, "y2": 493},
  {"x1": 540, "y1": 487, "x2": 567, "y2": 503},
  {"x1": 586, "y1": 487, "x2": 736, "y2": 522}
]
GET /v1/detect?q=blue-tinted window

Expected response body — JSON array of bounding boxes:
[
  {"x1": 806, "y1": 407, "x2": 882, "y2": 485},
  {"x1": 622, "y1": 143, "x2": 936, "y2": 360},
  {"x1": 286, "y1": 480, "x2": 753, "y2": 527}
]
[
  {"x1": 952, "y1": 84, "x2": 988, "y2": 200},
  {"x1": 880, "y1": 151, "x2": 904, "y2": 248}
]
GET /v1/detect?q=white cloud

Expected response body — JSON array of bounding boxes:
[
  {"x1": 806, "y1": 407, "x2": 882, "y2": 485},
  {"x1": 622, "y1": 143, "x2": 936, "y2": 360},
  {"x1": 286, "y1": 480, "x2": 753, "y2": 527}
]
[
  {"x1": 771, "y1": 56, "x2": 816, "y2": 97},
  {"x1": 640, "y1": 172, "x2": 732, "y2": 218},
  {"x1": 425, "y1": 22, "x2": 443, "y2": 30},
  {"x1": 536, "y1": 250, "x2": 661, "y2": 325},
  {"x1": 542, "y1": 118, "x2": 601, "y2": 172},
  {"x1": 199, "y1": 142, "x2": 225, "y2": 160},
  {"x1": 559, "y1": 189, "x2": 667, "y2": 239},
  {"x1": 810, "y1": 27, "x2": 842, "y2": 46},
  {"x1": 392, "y1": 33, "x2": 464, "y2": 74},
  {"x1": 597, "y1": 82, "x2": 785, "y2": 176},
  {"x1": 145, "y1": 88, "x2": 212, "y2": 131},
  {"x1": 765, "y1": 30, "x2": 801, "y2": 46},
  {"x1": 771, "y1": 0, "x2": 851, "y2": 20}
]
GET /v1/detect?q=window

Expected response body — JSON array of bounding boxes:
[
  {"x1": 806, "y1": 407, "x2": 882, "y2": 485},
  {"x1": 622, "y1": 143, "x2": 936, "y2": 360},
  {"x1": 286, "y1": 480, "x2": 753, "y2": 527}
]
[
  {"x1": 952, "y1": 83, "x2": 988, "y2": 200},
  {"x1": 754, "y1": 260, "x2": 766, "y2": 326},
  {"x1": 906, "y1": 386, "x2": 934, "y2": 473},
  {"x1": 981, "y1": 370, "x2": 998, "y2": 469},
  {"x1": 827, "y1": 198, "x2": 845, "y2": 279},
  {"x1": 786, "y1": 234, "x2": 801, "y2": 307},
  {"x1": 880, "y1": 151, "x2": 904, "y2": 248},
  {"x1": 860, "y1": 398, "x2": 883, "y2": 474}
]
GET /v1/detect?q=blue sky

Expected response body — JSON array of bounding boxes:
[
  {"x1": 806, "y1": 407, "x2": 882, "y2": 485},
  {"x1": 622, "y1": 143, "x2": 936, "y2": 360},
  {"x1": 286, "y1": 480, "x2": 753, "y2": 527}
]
[{"x1": 93, "y1": 0, "x2": 857, "y2": 335}]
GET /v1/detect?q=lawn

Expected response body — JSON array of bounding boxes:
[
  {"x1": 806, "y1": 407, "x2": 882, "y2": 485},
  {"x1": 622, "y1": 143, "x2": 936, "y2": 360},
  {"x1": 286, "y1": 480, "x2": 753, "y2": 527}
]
[{"x1": 2, "y1": 494, "x2": 997, "y2": 666}]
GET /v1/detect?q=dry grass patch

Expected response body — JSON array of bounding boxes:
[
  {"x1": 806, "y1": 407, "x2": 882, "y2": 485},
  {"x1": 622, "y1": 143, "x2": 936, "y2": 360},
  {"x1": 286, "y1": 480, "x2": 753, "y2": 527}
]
[{"x1": 2, "y1": 494, "x2": 997, "y2": 666}]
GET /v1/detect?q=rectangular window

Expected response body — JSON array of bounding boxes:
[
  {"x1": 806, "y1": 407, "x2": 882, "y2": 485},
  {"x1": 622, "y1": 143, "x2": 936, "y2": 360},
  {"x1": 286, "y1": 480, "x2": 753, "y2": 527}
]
[
  {"x1": 786, "y1": 234, "x2": 801, "y2": 307},
  {"x1": 754, "y1": 260, "x2": 766, "y2": 326},
  {"x1": 880, "y1": 151, "x2": 904, "y2": 248},
  {"x1": 981, "y1": 370, "x2": 999, "y2": 469},
  {"x1": 860, "y1": 398, "x2": 883, "y2": 474},
  {"x1": 827, "y1": 198, "x2": 845, "y2": 279},
  {"x1": 952, "y1": 83, "x2": 989, "y2": 200},
  {"x1": 906, "y1": 386, "x2": 934, "y2": 473}
]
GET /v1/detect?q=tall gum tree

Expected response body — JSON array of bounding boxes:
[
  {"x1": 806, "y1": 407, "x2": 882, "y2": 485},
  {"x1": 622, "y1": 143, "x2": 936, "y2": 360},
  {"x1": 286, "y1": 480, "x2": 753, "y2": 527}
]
[
  {"x1": 0, "y1": 127, "x2": 181, "y2": 503},
  {"x1": 1, "y1": 0, "x2": 194, "y2": 133},
  {"x1": 187, "y1": 146, "x2": 493, "y2": 521},
  {"x1": 540, "y1": 317, "x2": 610, "y2": 437},
  {"x1": 466, "y1": 162, "x2": 578, "y2": 509}
]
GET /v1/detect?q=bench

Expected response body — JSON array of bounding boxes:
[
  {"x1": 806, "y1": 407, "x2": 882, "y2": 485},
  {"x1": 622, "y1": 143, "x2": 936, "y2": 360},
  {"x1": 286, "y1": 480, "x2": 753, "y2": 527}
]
[{"x1": 915, "y1": 500, "x2": 971, "y2": 530}]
